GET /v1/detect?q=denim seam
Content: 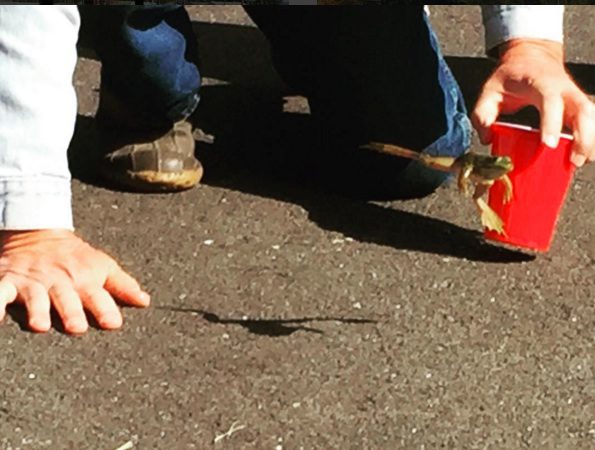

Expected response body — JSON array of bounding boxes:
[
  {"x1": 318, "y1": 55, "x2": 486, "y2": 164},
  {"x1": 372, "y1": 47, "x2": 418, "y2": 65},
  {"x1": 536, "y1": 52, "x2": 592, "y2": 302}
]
[{"x1": 421, "y1": 15, "x2": 471, "y2": 159}]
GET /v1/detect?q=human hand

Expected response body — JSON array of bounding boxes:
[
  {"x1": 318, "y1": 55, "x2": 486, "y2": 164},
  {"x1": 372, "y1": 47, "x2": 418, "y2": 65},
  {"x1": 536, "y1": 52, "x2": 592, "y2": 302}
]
[
  {"x1": 0, "y1": 230, "x2": 150, "y2": 334},
  {"x1": 472, "y1": 39, "x2": 595, "y2": 167}
]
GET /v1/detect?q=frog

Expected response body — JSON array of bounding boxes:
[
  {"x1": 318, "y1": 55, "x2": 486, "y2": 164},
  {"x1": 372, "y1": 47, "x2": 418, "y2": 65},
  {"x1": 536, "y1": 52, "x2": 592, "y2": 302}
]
[{"x1": 363, "y1": 142, "x2": 514, "y2": 235}]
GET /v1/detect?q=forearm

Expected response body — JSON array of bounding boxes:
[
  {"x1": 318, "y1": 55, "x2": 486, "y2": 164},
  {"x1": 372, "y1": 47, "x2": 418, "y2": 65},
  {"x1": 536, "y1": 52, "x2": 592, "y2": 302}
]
[
  {"x1": 481, "y1": 5, "x2": 564, "y2": 55},
  {"x1": 0, "y1": 6, "x2": 80, "y2": 230}
]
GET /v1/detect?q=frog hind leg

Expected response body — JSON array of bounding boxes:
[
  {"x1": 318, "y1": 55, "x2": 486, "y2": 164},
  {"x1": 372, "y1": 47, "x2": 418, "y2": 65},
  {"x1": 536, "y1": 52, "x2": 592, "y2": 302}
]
[
  {"x1": 457, "y1": 164, "x2": 474, "y2": 197},
  {"x1": 476, "y1": 197, "x2": 506, "y2": 236},
  {"x1": 473, "y1": 183, "x2": 507, "y2": 236},
  {"x1": 500, "y1": 175, "x2": 513, "y2": 204}
]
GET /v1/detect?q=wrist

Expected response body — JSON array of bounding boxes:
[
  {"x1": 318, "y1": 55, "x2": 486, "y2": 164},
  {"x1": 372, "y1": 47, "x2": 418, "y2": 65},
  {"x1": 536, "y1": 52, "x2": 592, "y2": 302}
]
[
  {"x1": 0, "y1": 229, "x2": 75, "y2": 246},
  {"x1": 497, "y1": 39, "x2": 564, "y2": 63}
]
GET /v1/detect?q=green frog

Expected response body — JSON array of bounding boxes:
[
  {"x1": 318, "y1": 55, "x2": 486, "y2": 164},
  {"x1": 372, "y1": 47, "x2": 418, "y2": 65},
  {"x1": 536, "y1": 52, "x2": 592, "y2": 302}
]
[{"x1": 364, "y1": 142, "x2": 514, "y2": 235}]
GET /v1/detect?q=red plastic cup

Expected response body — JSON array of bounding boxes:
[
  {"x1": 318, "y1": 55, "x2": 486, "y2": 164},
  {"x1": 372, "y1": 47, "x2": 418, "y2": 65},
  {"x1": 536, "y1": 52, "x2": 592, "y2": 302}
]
[{"x1": 484, "y1": 122, "x2": 575, "y2": 252}]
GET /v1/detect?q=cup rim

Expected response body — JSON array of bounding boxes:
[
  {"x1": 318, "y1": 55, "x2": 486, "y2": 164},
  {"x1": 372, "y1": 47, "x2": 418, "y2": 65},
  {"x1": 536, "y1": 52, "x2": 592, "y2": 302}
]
[{"x1": 493, "y1": 121, "x2": 574, "y2": 141}]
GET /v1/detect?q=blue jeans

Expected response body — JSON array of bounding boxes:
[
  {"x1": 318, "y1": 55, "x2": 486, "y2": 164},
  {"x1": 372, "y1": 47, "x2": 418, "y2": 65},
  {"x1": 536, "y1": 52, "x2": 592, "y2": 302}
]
[
  {"x1": 246, "y1": 6, "x2": 471, "y2": 198},
  {"x1": 81, "y1": 6, "x2": 471, "y2": 199},
  {"x1": 79, "y1": 5, "x2": 201, "y2": 125}
]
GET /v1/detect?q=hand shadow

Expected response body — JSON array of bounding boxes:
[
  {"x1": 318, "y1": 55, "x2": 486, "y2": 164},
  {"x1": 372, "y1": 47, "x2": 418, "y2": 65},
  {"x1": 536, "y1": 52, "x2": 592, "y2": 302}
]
[
  {"x1": 5, "y1": 303, "x2": 129, "y2": 335},
  {"x1": 159, "y1": 306, "x2": 377, "y2": 337},
  {"x1": 5, "y1": 304, "x2": 76, "y2": 334}
]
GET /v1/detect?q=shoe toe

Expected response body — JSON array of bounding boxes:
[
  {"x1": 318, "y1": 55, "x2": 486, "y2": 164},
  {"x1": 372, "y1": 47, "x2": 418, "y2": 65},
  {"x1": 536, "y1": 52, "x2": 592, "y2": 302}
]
[{"x1": 100, "y1": 120, "x2": 203, "y2": 191}]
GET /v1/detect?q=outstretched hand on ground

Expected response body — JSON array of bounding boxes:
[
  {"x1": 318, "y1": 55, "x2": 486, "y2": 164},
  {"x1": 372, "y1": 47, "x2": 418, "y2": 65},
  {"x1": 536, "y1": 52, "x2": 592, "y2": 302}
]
[
  {"x1": 0, "y1": 230, "x2": 150, "y2": 334},
  {"x1": 472, "y1": 39, "x2": 595, "y2": 167}
]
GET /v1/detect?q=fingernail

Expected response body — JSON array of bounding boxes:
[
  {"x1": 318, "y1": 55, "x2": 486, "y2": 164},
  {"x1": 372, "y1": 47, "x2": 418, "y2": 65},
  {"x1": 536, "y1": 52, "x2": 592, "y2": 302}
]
[
  {"x1": 30, "y1": 318, "x2": 51, "y2": 332},
  {"x1": 100, "y1": 312, "x2": 123, "y2": 329},
  {"x1": 66, "y1": 319, "x2": 88, "y2": 334},
  {"x1": 140, "y1": 291, "x2": 151, "y2": 304},
  {"x1": 543, "y1": 134, "x2": 559, "y2": 149},
  {"x1": 571, "y1": 153, "x2": 586, "y2": 167}
]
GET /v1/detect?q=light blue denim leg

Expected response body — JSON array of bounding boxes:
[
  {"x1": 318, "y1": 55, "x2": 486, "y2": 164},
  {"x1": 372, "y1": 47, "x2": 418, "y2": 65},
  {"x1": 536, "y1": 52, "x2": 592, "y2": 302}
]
[{"x1": 399, "y1": 14, "x2": 472, "y2": 197}]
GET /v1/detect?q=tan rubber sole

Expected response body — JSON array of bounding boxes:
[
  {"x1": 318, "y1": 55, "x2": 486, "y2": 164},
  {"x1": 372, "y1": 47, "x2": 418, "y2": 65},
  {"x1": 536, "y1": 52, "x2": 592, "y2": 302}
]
[{"x1": 102, "y1": 164, "x2": 203, "y2": 192}]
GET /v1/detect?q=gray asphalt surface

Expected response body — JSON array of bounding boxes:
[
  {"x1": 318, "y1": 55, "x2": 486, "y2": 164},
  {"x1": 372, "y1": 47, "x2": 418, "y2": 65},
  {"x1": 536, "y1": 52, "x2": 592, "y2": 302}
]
[{"x1": 1, "y1": 6, "x2": 594, "y2": 450}]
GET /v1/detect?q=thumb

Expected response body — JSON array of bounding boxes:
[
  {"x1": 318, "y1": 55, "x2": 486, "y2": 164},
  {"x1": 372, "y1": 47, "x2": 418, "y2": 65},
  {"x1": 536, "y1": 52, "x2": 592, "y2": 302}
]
[
  {"x1": 104, "y1": 264, "x2": 150, "y2": 307},
  {"x1": 472, "y1": 89, "x2": 502, "y2": 145}
]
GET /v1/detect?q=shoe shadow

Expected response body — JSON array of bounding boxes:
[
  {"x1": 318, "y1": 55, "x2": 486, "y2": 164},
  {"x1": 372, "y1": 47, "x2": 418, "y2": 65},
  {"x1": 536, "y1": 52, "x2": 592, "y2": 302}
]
[{"x1": 158, "y1": 306, "x2": 377, "y2": 337}]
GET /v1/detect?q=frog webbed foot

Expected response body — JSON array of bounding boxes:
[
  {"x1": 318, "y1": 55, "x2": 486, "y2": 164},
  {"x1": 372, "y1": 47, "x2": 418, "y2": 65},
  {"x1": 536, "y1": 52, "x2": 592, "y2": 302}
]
[
  {"x1": 472, "y1": 183, "x2": 506, "y2": 235},
  {"x1": 475, "y1": 197, "x2": 506, "y2": 236}
]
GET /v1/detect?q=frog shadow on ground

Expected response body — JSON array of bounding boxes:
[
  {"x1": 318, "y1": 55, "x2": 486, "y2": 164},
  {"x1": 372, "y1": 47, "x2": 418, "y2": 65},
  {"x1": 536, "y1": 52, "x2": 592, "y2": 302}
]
[{"x1": 158, "y1": 306, "x2": 377, "y2": 337}]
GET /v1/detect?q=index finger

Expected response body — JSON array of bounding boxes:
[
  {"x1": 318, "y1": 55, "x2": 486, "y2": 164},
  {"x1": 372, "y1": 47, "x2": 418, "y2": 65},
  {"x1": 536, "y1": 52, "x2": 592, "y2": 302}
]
[{"x1": 471, "y1": 89, "x2": 502, "y2": 145}]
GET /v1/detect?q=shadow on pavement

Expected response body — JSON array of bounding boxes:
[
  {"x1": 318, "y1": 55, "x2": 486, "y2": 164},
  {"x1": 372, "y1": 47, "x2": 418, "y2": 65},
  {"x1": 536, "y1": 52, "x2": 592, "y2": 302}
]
[
  {"x1": 159, "y1": 306, "x2": 377, "y2": 337},
  {"x1": 5, "y1": 304, "x2": 100, "y2": 334},
  {"x1": 6, "y1": 305, "x2": 50, "y2": 334},
  {"x1": 69, "y1": 110, "x2": 533, "y2": 263},
  {"x1": 6, "y1": 302, "x2": 134, "y2": 334},
  {"x1": 72, "y1": 20, "x2": 595, "y2": 263}
]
